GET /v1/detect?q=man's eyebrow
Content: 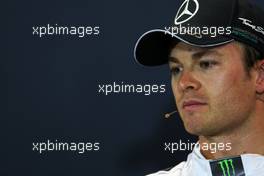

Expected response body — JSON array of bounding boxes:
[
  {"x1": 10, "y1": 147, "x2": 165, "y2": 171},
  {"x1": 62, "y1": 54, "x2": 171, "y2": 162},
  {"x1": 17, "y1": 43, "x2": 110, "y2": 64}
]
[
  {"x1": 168, "y1": 56, "x2": 180, "y2": 63},
  {"x1": 192, "y1": 50, "x2": 223, "y2": 59},
  {"x1": 169, "y1": 50, "x2": 223, "y2": 63}
]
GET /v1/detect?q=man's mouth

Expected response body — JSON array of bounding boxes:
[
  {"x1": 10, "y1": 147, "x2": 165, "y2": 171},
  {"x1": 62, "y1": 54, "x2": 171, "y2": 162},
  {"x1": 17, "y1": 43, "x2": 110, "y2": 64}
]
[{"x1": 182, "y1": 100, "x2": 207, "y2": 111}]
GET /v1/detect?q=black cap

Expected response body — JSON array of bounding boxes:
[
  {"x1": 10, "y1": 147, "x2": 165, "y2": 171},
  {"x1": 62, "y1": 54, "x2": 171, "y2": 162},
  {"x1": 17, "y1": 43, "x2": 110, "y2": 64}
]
[{"x1": 134, "y1": 0, "x2": 264, "y2": 66}]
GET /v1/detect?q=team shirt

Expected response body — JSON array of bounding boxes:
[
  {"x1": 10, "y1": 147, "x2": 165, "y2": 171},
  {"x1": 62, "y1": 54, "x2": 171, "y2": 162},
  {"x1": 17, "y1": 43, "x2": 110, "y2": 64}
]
[{"x1": 147, "y1": 144, "x2": 264, "y2": 176}]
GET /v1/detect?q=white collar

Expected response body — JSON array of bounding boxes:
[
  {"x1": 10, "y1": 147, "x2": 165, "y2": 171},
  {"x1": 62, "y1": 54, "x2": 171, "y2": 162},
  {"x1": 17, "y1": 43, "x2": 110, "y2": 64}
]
[{"x1": 187, "y1": 143, "x2": 264, "y2": 175}]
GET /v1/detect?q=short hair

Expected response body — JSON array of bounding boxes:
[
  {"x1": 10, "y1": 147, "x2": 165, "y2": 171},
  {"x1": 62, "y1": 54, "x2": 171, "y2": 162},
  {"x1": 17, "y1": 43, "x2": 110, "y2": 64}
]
[{"x1": 239, "y1": 42, "x2": 263, "y2": 74}]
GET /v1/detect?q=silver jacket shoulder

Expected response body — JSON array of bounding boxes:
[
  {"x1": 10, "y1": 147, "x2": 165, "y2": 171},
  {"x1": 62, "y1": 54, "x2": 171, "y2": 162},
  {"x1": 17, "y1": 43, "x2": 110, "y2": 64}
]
[{"x1": 145, "y1": 144, "x2": 264, "y2": 176}]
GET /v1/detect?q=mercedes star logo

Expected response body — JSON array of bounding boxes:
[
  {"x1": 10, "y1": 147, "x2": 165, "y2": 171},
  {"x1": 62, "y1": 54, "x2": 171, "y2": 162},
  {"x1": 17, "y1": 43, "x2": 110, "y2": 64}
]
[{"x1": 174, "y1": 0, "x2": 199, "y2": 25}]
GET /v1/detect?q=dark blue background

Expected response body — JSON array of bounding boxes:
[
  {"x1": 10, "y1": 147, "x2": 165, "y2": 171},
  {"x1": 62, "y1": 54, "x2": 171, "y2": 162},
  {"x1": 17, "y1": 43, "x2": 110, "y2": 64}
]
[{"x1": 4, "y1": 0, "x2": 264, "y2": 175}]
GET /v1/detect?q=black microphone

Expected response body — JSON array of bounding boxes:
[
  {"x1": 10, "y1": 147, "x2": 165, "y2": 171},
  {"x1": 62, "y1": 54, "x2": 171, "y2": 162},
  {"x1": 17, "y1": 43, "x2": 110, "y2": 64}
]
[{"x1": 164, "y1": 110, "x2": 177, "y2": 118}]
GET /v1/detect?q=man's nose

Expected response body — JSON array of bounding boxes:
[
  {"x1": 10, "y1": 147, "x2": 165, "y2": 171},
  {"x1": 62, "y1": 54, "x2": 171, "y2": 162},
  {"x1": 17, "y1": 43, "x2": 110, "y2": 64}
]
[{"x1": 178, "y1": 71, "x2": 201, "y2": 92}]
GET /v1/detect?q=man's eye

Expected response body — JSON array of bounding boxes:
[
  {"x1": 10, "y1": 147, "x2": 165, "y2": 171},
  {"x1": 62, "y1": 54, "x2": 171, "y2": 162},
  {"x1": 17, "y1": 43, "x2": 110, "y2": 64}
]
[
  {"x1": 199, "y1": 60, "x2": 217, "y2": 69},
  {"x1": 170, "y1": 67, "x2": 182, "y2": 75}
]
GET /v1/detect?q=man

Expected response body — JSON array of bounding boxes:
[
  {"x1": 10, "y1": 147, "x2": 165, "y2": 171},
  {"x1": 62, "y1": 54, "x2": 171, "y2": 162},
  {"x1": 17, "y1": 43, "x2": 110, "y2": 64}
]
[{"x1": 134, "y1": 0, "x2": 264, "y2": 175}]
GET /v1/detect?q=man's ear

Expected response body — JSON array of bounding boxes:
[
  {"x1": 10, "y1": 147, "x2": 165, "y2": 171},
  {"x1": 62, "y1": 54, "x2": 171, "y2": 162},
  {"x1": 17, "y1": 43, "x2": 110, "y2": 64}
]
[{"x1": 256, "y1": 60, "x2": 264, "y2": 94}]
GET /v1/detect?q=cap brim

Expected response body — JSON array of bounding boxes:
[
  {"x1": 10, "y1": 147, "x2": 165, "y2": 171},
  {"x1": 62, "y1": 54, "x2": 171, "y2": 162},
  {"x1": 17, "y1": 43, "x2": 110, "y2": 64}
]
[{"x1": 134, "y1": 29, "x2": 233, "y2": 66}]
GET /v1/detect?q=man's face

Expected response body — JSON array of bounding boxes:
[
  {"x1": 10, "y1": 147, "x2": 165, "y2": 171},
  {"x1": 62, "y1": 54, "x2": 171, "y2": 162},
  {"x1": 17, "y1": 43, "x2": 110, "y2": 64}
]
[{"x1": 169, "y1": 42, "x2": 257, "y2": 136}]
